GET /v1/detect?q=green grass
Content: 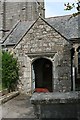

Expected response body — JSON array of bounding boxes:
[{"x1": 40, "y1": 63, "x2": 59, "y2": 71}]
[
  {"x1": 0, "y1": 84, "x2": 2, "y2": 91},
  {"x1": 0, "y1": 84, "x2": 7, "y2": 91}
]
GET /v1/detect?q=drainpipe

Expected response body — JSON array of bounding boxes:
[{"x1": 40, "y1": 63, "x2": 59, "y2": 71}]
[
  {"x1": 71, "y1": 51, "x2": 73, "y2": 91},
  {"x1": 72, "y1": 66, "x2": 75, "y2": 91},
  {"x1": 71, "y1": 47, "x2": 76, "y2": 91}
]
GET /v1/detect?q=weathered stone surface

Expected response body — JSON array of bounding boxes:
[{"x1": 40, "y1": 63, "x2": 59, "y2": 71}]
[
  {"x1": 30, "y1": 92, "x2": 80, "y2": 119},
  {"x1": 0, "y1": 91, "x2": 19, "y2": 104},
  {"x1": 30, "y1": 92, "x2": 80, "y2": 104}
]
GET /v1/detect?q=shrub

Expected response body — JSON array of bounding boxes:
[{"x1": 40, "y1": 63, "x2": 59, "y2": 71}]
[{"x1": 2, "y1": 51, "x2": 19, "y2": 92}]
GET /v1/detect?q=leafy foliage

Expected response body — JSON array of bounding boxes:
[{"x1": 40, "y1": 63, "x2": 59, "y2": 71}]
[
  {"x1": 0, "y1": 51, "x2": 2, "y2": 82},
  {"x1": 64, "y1": 3, "x2": 75, "y2": 10},
  {"x1": 2, "y1": 51, "x2": 19, "y2": 92},
  {"x1": 0, "y1": 50, "x2": 2, "y2": 90},
  {"x1": 64, "y1": 1, "x2": 80, "y2": 18}
]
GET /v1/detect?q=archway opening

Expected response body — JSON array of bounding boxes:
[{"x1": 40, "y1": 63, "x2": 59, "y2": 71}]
[{"x1": 32, "y1": 58, "x2": 53, "y2": 92}]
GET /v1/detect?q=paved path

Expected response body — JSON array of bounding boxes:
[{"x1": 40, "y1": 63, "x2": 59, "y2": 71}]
[{"x1": 2, "y1": 94, "x2": 37, "y2": 119}]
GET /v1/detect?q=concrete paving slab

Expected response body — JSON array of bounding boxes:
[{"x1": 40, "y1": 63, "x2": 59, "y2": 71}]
[{"x1": 1, "y1": 94, "x2": 36, "y2": 119}]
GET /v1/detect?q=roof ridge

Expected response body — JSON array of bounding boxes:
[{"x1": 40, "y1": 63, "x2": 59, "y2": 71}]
[
  {"x1": 13, "y1": 18, "x2": 39, "y2": 48},
  {"x1": 45, "y1": 14, "x2": 72, "y2": 19},
  {"x1": 39, "y1": 16, "x2": 70, "y2": 42}
]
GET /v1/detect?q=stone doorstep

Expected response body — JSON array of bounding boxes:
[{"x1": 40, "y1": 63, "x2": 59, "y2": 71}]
[{"x1": 0, "y1": 91, "x2": 19, "y2": 104}]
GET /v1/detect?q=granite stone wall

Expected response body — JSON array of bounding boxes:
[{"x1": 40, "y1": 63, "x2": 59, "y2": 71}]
[
  {"x1": 14, "y1": 18, "x2": 72, "y2": 93},
  {"x1": 0, "y1": 2, "x2": 4, "y2": 39},
  {"x1": 0, "y1": 1, "x2": 45, "y2": 40}
]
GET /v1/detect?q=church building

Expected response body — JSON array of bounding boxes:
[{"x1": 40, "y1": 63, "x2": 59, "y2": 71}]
[{"x1": 0, "y1": 0, "x2": 80, "y2": 94}]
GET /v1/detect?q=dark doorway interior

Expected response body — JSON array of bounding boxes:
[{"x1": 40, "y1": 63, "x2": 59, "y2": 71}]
[{"x1": 32, "y1": 58, "x2": 53, "y2": 92}]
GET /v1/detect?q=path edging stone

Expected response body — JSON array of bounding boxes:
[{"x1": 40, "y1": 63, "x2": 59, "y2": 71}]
[{"x1": 0, "y1": 91, "x2": 19, "y2": 104}]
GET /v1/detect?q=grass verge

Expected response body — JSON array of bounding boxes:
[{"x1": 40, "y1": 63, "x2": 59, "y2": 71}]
[{"x1": 0, "y1": 84, "x2": 2, "y2": 91}]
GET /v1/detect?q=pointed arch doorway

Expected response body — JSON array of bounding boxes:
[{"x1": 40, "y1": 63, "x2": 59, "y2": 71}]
[{"x1": 32, "y1": 58, "x2": 53, "y2": 92}]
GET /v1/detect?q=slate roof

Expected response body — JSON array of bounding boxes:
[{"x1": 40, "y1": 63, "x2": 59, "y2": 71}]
[
  {"x1": 46, "y1": 15, "x2": 80, "y2": 40},
  {"x1": 2, "y1": 14, "x2": 80, "y2": 46},
  {"x1": 2, "y1": 20, "x2": 35, "y2": 46}
]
